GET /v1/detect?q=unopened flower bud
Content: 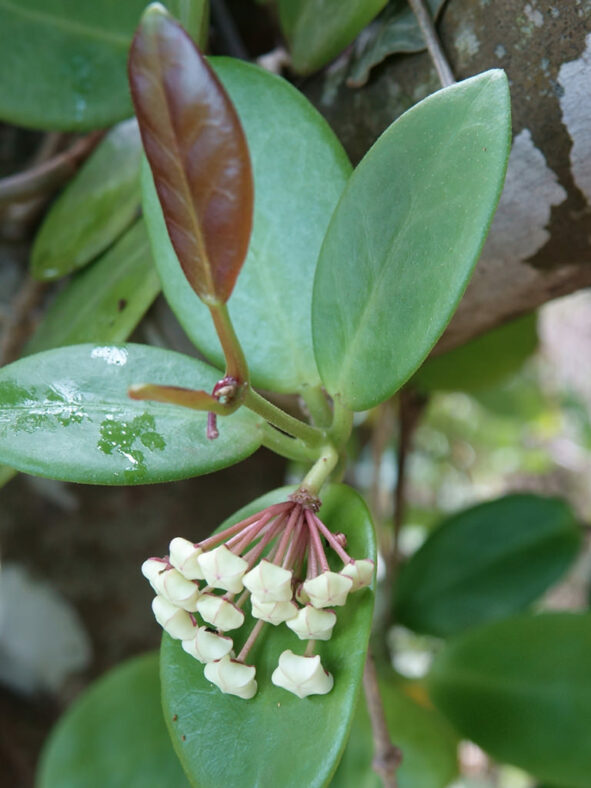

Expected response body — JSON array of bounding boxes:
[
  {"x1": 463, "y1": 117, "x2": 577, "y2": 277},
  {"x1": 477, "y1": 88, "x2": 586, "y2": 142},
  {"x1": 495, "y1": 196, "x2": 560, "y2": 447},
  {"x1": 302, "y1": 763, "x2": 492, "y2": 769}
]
[
  {"x1": 197, "y1": 593, "x2": 244, "y2": 631},
  {"x1": 340, "y1": 559, "x2": 375, "y2": 591},
  {"x1": 251, "y1": 597, "x2": 298, "y2": 625},
  {"x1": 243, "y1": 560, "x2": 293, "y2": 602},
  {"x1": 295, "y1": 583, "x2": 310, "y2": 605},
  {"x1": 182, "y1": 627, "x2": 233, "y2": 663},
  {"x1": 142, "y1": 561, "x2": 199, "y2": 611},
  {"x1": 204, "y1": 655, "x2": 257, "y2": 699},
  {"x1": 303, "y1": 571, "x2": 353, "y2": 608},
  {"x1": 169, "y1": 537, "x2": 204, "y2": 580},
  {"x1": 271, "y1": 650, "x2": 333, "y2": 698},
  {"x1": 198, "y1": 545, "x2": 248, "y2": 593},
  {"x1": 286, "y1": 605, "x2": 336, "y2": 641},
  {"x1": 152, "y1": 596, "x2": 196, "y2": 640},
  {"x1": 141, "y1": 558, "x2": 169, "y2": 594}
]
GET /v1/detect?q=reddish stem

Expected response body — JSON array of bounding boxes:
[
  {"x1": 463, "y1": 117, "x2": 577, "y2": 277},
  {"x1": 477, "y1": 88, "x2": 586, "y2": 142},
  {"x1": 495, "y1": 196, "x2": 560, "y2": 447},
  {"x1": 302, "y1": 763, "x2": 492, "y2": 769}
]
[
  {"x1": 305, "y1": 510, "x2": 330, "y2": 572},
  {"x1": 312, "y1": 513, "x2": 352, "y2": 563},
  {"x1": 198, "y1": 502, "x2": 292, "y2": 550}
]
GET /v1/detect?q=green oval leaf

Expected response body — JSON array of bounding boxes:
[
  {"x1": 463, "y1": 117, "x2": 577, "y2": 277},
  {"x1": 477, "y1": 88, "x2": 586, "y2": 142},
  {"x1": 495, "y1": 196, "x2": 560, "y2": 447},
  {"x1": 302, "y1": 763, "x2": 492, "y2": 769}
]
[
  {"x1": 38, "y1": 652, "x2": 189, "y2": 788},
  {"x1": 31, "y1": 120, "x2": 142, "y2": 281},
  {"x1": 330, "y1": 679, "x2": 458, "y2": 788},
  {"x1": 413, "y1": 313, "x2": 538, "y2": 394},
  {"x1": 312, "y1": 70, "x2": 511, "y2": 411},
  {"x1": 279, "y1": 0, "x2": 387, "y2": 75},
  {"x1": 144, "y1": 57, "x2": 351, "y2": 393},
  {"x1": 26, "y1": 221, "x2": 160, "y2": 356},
  {"x1": 0, "y1": 343, "x2": 262, "y2": 484},
  {"x1": 130, "y1": 5, "x2": 253, "y2": 304},
  {"x1": 0, "y1": 0, "x2": 206, "y2": 131},
  {"x1": 160, "y1": 484, "x2": 376, "y2": 788},
  {"x1": 395, "y1": 494, "x2": 581, "y2": 638},
  {"x1": 428, "y1": 613, "x2": 591, "y2": 787}
]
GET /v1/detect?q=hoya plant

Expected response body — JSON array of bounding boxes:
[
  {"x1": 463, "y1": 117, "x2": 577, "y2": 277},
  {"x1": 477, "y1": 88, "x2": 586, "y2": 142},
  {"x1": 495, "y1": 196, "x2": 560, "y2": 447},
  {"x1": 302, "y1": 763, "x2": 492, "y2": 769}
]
[{"x1": 11, "y1": 2, "x2": 584, "y2": 786}]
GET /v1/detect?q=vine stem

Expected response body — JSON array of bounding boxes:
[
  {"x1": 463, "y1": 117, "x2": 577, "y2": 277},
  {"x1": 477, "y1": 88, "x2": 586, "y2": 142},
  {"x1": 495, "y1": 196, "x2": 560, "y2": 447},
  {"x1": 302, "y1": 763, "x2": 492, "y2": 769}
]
[
  {"x1": 363, "y1": 651, "x2": 403, "y2": 788},
  {"x1": 258, "y1": 422, "x2": 319, "y2": 462},
  {"x1": 407, "y1": 0, "x2": 455, "y2": 88},
  {"x1": 244, "y1": 386, "x2": 325, "y2": 448},
  {"x1": 298, "y1": 444, "x2": 339, "y2": 497}
]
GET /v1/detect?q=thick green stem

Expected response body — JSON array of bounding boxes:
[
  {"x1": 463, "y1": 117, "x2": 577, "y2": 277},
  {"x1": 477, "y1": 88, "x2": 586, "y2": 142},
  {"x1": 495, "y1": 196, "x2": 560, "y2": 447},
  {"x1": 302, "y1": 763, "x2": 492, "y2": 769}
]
[
  {"x1": 300, "y1": 386, "x2": 332, "y2": 427},
  {"x1": 244, "y1": 387, "x2": 325, "y2": 448},
  {"x1": 258, "y1": 423, "x2": 319, "y2": 463},
  {"x1": 329, "y1": 394, "x2": 354, "y2": 449},
  {"x1": 298, "y1": 444, "x2": 339, "y2": 497},
  {"x1": 209, "y1": 302, "x2": 249, "y2": 383}
]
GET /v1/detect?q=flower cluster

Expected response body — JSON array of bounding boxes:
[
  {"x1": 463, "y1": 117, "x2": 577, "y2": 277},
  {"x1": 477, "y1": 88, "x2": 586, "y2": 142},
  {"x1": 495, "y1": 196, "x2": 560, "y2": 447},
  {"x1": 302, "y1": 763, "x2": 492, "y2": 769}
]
[{"x1": 142, "y1": 495, "x2": 373, "y2": 700}]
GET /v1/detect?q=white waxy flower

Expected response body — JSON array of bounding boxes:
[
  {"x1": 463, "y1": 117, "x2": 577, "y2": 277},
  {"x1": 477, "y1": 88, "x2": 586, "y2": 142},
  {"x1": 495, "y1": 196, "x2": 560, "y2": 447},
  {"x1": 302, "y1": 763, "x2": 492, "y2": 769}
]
[
  {"x1": 204, "y1": 655, "x2": 257, "y2": 699},
  {"x1": 169, "y1": 537, "x2": 205, "y2": 580},
  {"x1": 198, "y1": 545, "x2": 248, "y2": 593},
  {"x1": 197, "y1": 593, "x2": 244, "y2": 631},
  {"x1": 295, "y1": 584, "x2": 310, "y2": 605},
  {"x1": 182, "y1": 627, "x2": 233, "y2": 663},
  {"x1": 142, "y1": 560, "x2": 200, "y2": 611},
  {"x1": 243, "y1": 560, "x2": 293, "y2": 602},
  {"x1": 251, "y1": 597, "x2": 298, "y2": 625},
  {"x1": 303, "y1": 571, "x2": 353, "y2": 608},
  {"x1": 152, "y1": 595, "x2": 196, "y2": 640},
  {"x1": 286, "y1": 605, "x2": 336, "y2": 641},
  {"x1": 271, "y1": 650, "x2": 334, "y2": 698},
  {"x1": 341, "y1": 559, "x2": 375, "y2": 591},
  {"x1": 141, "y1": 558, "x2": 169, "y2": 594}
]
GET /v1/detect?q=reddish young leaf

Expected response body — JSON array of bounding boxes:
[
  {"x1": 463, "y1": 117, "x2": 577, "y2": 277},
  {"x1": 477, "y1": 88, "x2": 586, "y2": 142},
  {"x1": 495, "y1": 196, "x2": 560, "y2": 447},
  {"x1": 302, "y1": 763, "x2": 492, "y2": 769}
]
[{"x1": 128, "y1": 3, "x2": 253, "y2": 304}]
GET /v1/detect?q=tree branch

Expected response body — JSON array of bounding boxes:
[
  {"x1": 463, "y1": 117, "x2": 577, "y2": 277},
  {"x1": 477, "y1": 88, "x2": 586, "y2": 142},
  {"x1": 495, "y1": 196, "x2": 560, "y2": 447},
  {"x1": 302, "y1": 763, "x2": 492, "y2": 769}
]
[
  {"x1": 407, "y1": 0, "x2": 455, "y2": 87},
  {"x1": 363, "y1": 650, "x2": 403, "y2": 788}
]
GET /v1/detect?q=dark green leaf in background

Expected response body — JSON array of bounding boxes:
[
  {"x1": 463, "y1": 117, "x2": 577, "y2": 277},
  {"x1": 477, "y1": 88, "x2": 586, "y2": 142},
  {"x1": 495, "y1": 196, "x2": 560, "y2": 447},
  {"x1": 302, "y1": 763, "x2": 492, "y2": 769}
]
[
  {"x1": 429, "y1": 613, "x2": 591, "y2": 787},
  {"x1": 38, "y1": 652, "x2": 189, "y2": 788},
  {"x1": 330, "y1": 680, "x2": 458, "y2": 788},
  {"x1": 395, "y1": 494, "x2": 581, "y2": 637},
  {"x1": 0, "y1": 0, "x2": 207, "y2": 130},
  {"x1": 312, "y1": 71, "x2": 511, "y2": 411},
  {"x1": 0, "y1": 344, "x2": 262, "y2": 484},
  {"x1": 161, "y1": 484, "x2": 376, "y2": 788},
  {"x1": 279, "y1": 0, "x2": 388, "y2": 75},
  {"x1": 31, "y1": 120, "x2": 142, "y2": 281},
  {"x1": 26, "y1": 221, "x2": 160, "y2": 355},
  {"x1": 413, "y1": 313, "x2": 538, "y2": 394},
  {"x1": 144, "y1": 57, "x2": 351, "y2": 393}
]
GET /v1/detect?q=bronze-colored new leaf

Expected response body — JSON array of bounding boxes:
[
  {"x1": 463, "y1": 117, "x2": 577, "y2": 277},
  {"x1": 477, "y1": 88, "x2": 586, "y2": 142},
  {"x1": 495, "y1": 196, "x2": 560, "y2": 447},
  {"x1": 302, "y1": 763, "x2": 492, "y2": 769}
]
[{"x1": 128, "y1": 3, "x2": 253, "y2": 304}]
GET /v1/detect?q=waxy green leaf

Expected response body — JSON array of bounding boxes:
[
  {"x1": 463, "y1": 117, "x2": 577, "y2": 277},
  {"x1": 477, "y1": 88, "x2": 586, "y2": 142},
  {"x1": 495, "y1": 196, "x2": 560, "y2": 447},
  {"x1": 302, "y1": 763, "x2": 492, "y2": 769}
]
[
  {"x1": 312, "y1": 71, "x2": 511, "y2": 411},
  {"x1": 429, "y1": 613, "x2": 591, "y2": 787},
  {"x1": 395, "y1": 494, "x2": 581, "y2": 638},
  {"x1": 331, "y1": 680, "x2": 458, "y2": 788},
  {"x1": 413, "y1": 313, "x2": 538, "y2": 393},
  {"x1": 0, "y1": 344, "x2": 262, "y2": 484},
  {"x1": 161, "y1": 484, "x2": 376, "y2": 788},
  {"x1": 129, "y1": 4, "x2": 253, "y2": 304},
  {"x1": 0, "y1": 0, "x2": 207, "y2": 130},
  {"x1": 144, "y1": 57, "x2": 351, "y2": 393},
  {"x1": 38, "y1": 653, "x2": 189, "y2": 788},
  {"x1": 279, "y1": 0, "x2": 388, "y2": 75},
  {"x1": 26, "y1": 221, "x2": 160, "y2": 356},
  {"x1": 32, "y1": 120, "x2": 142, "y2": 281}
]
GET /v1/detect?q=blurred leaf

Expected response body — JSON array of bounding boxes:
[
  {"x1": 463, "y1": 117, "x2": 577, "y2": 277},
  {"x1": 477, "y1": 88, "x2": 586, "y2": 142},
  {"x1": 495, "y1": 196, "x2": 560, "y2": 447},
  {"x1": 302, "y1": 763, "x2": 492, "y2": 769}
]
[
  {"x1": 312, "y1": 71, "x2": 511, "y2": 411},
  {"x1": 144, "y1": 57, "x2": 351, "y2": 393},
  {"x1": 32, "y1": 120, "x2": 142, "y2": 281},
  {"x1": 0, "y1": 0, "x2": 207, "y2": 130},
  {"x1": 26, "y1": 221, "x2": 160, "y2": 355},
  {"x1": 0, "y1": 343, "x2": 262, "y2": 484},
  {"x1": 330, "y1": 679, "x2": 458, "y2": 787},
  {"x1": 395, "y1": 494, "x2": 581, "y2": 637},
  {"x1": 279, "y1": 0, "x2": 388, "y2": 75},
  {"x1": 429, "y1": 613, "x2": 591, "y2": 787},
  {"x1": 130, "y1": 4, "x2": 252, "y2": 304},
  {"x1": 347, "y1": 0, "x2": 446, "y2": 88},
  {"x1": 414, "y1": 313, "x2": 538, "y2": 394},
  {"x1": 38, "y1": 652, "x2": 189, "y2": 788},
  {"x1": 161, "y1": 484, "x2": 376, "y2": 788}
]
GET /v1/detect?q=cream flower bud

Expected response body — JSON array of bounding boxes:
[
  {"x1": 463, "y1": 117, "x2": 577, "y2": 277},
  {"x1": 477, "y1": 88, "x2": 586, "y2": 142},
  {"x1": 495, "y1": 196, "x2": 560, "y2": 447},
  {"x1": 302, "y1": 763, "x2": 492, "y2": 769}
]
[
  {"x1": 251, "y1": 597, "x2": 299, "y2": 625},
  {"x1": 198, "y1": 545, "x2": 248, "y2": 593},
  {"x1": 286, "y1": 605, "x2": 336, "y2": 641},
  {"x1": 182, "y1": 627, "x2": 233, "y2": 663},
  {"x1": 341, "y1": 559, "x2": 375, "y2": 591},
  {"x1": 197, "y1": 593, "x2": 244, "y2": 631},
  {"x1": 204, "y1": 655, "x2": 257, "y2": 699},
  {"x1": 271, "y1": 650, "x2": 334, "y2": 698},
  {"x1": 160, "y1": 569, "x2": 200, "y2": 611},
  {"x1": 169, "y1": 537, "x2": 204, "y2": 580},
  {"x1": 295, "y1": 583, "x2": 310, "y2": 605},
  {"x1": 141, "y1": 558, "x2": 169, "y2": 594},
  {"x1": 303, "y1": 571, "x2": 353, "y2": 608},
  {"x1": 152, "y1": 596, "x2": 196, "y2": 640},
  {"x1": 242, "y1": 560, "x2": 293, "y2": 602}
]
